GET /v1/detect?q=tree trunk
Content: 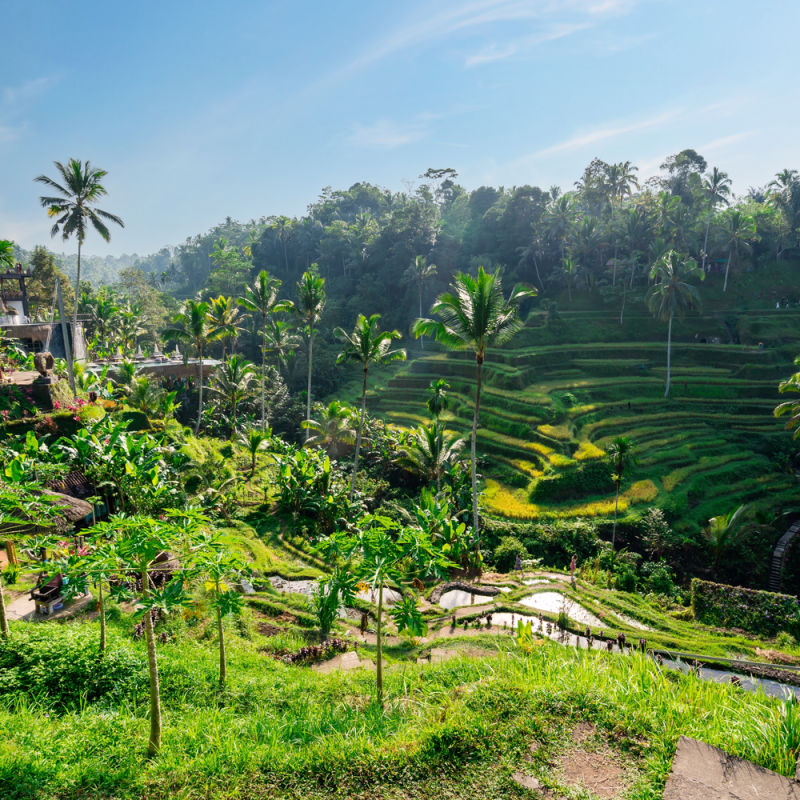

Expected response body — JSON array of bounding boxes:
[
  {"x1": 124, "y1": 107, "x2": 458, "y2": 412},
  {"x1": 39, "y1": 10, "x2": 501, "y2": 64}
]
[
  {"x1": 612, "y1": 240, "x2": 617, "y2": 286},
  {"x1": 143, "y1": 567, "x2": 162, "y2": 758},
  {"x1": 194, "y1": 342, "x2": 204, "y2": 435},
  {"x1": 260, "y1": 312, "x2": 267, "y2": 430},
  {"x1": 723, "y1": 248, "x2": 733, "y2": 292},
  {"x1": 349, "y1": 368, "x2": 368, "y2": 500},
  {"x1": 419, "y1": 283, "x2": 424, "y2": 350},
  {"x1": 611, "y1": 483, "x2": 620, "y2": 550},
  {"x1": 0, "y1": 573, "x2": 9, "y2": 639},
  {"x1": 99, "y1": 581, "x2": 106, "y2": 655},
  {"x1": 664, "y1": 312, "x2": 673, "y2": 398},
  {"x1": 471, "y1": 358, "x2": 483, "y2": 550},
  {"x1": 702, "y1": 209, "x2": 712, "y2": 271},
  {"x1": 304, "y1": 323, "x2": 313, "y2": 442},
  {"x1": 72, "y1": 238, "x2": 82, "y2": 360},
  {"x1": 217, "y1": 603, "x2": 227, "y2": 689},
  {"x1": 376, "y1": 582, "x2": 384, "y2": 708}
]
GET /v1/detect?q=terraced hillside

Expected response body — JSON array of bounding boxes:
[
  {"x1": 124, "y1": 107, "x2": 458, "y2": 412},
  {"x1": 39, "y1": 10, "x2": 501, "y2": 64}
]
[{"x1": 352, "y1": 307, "x2": 800, "y2": 533}]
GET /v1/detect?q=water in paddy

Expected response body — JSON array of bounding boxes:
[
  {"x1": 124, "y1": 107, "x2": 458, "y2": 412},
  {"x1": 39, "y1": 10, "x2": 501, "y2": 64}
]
[
  {"x1": 439, "y1": 589, "x2": 495, "y2": 609},
  {"x1": 518, "y1": 591, "x2": 604, "y2": 627}
]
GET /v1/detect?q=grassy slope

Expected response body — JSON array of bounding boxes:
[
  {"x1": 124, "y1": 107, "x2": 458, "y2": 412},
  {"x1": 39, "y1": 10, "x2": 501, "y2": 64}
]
[{"x1": 338, "y1": 270, "x2": 800, "y2": 533}]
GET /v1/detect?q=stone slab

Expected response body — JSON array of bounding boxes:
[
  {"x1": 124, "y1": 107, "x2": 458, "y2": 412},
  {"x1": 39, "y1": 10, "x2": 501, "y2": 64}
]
[{"x1": 664, "y1": 736, "x2": 800, "y2": 799}]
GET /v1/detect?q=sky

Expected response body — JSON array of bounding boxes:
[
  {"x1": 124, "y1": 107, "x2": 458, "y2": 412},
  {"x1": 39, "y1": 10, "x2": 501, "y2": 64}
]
[{"x1": 1, "y1": 0, "x2": 798, "y2": 257}]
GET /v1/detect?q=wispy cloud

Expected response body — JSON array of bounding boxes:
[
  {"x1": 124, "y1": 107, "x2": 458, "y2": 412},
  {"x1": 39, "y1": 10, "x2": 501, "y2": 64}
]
[
  {"x1": 525, "y1": 109, "x2": 682, "y2": 160},
  {"x1": 465, "y1": 22, "x2": 591, "y2": 66},
  {"x1": 2, "y1": 76, "x2": 59, "y2": 107},
  {"x1": 347, "y1": 118, "x2": 429, "y2": 149}
]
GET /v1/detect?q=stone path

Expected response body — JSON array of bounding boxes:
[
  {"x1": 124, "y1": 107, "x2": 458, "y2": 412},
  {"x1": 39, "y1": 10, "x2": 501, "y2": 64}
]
[{"x1": 664, "y1": 736, "x2": 800, "y2": 799}]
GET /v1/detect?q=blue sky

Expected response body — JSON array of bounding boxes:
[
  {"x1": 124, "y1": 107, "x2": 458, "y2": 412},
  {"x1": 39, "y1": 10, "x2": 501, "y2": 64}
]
[{"x1": 2, "y1": 0, "x2": 798, "y2": 256}]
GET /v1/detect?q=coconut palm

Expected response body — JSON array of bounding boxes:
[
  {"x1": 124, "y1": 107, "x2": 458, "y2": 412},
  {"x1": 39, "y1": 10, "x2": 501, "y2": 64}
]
[
  {"x1": 336, "y1": 313, "x2": 406, "y2": 498},
  {"x1": 207, "y1": 295, "x2": 244, "y2": 358},
  {"x1": 717, "y1": 209, "x2": 756, "y2": 293},
  {"x1": 606, "y1": 436, "x2": 634, "y2": 551},
  {"x1": 646, "y1": 251, "x2": 703, "y2": 398},
  {"x1": 413, "y1": 267, "x2": 536, "y2": 544},
  {"x1": 426, "y1": 378, "x2": 450, "y2": 419},
  {"x1": 700, "y1": 168, "x2": 732, "y2": 271},
  {"x1": 404, "y1": 256, "x2": 437, "y2": 348},
  {"x1": 208, "y1": 354, "x2": 257, "y2": 436},
  {"x1": 302, "y1": 400, "x2": 358, "y2": 457},
  {"x1": 768, "y1": 169, "x2": 800, "y2": 251},
  {"x1": 704, "y1": 504, "x2": 750, "y2": 577},
  {"x1": 264, "y1": 319, "x2": 300, "y2": 378},
  {"x1": 35, "y1": 159, "x2": 124, "y2": 356},
  {"x1": 397, "y1": 422, "x2": 466, "y2": 492},
  {"x1": 165, "y1": 300, "x2": 221, "y2": 434},
  {"x1": 238, "y1": 270, "x2": 282, "y2": 429},
  {"x1": 279, "y1": 265, "x2": 326, "y2": 440},
  {"x1": 239, "y1": 428, "x2": 271, "y2": 477}
]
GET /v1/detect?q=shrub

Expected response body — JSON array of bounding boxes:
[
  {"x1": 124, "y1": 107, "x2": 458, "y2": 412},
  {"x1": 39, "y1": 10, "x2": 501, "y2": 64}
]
[
  {"x1": 0, "y1": 626, "x2": 145, "y2": 708},
  {"x1": 691, "y1": 579, "x2": 800, "y2": 638},
  {"x1": 530, "y1": 460, "x2": 614, "y2": 503},
  {"x1": 493, "y1": 536, "x2": 528, "y2": 573}
]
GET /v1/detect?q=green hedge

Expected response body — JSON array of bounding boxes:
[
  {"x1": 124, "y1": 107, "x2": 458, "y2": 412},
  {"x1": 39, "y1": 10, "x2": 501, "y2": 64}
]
[
  {"x1": 691, "y1": 578, "x2": 800, "y2": 638},
  {"x1": 530, "y1": 460, "x2": 613, "y2": 503}
]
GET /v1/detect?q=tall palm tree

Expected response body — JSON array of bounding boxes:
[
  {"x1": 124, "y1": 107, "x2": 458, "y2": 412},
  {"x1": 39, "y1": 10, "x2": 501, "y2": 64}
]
[
  {"x1": 718, "y1": 210, "x2": 756, "y2": 293},
  {"x1": 280, "y1": 265, "x2": 326, "y2": 441},
  {"x1": 646, "y1": 251, "x2": 703, "y2": 398},
  {"x1": 302, "y1": 400, "x2": 358, "y2": 458},
  {"x1": 264, "y1": 319, "x2": 301, "y2": 379},
  {"x1": 165, "y1": 300, "x2": 220, "y2": 434},
  {"x1": 700, "y1": 168, "x2": 732, "y2": 271},
  {"x1": 397, "y1": 422, "x2": 465, "y2": 492},
  {"x1": 209, "y1": 354, "x2": 257, "y2": 436},
  {"x1": 768, "y1": 169, "x2": 800, "y2": 252},
  {"x1": 207, "y1": 295, "x2": 244, "y2": 358},
  {"x1": 35, "y1": 159, "x2": 124, "y2": 356},
  {"x1": 238, "y1": 270, "x2": 282, "y2": 429},
  {"x1": 606, "y1": 436, "x2": 634, "y2": 551},
  {"x1": 336, "y1": 313, "x2": 406, "y2": 498},
  {"x1": 414, "y1": 267, "x2": 536, "y2": 543},
  {"x1": 704, "y1": 504, "x2": 750, "y2": 577},
  {"x1": 404, "y1": 256, "x2": 437, "y2": 349}
]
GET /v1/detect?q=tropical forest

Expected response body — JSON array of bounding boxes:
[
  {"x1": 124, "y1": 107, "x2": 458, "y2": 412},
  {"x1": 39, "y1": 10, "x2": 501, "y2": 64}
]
[{"x1": 3, "y1": 4, "x2": 800, "y2": 799}]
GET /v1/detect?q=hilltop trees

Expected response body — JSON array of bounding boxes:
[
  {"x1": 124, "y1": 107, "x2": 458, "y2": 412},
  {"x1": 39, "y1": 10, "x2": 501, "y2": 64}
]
[
  {"x1": 646, "y1": 251, "x2": 703, "y2": 398},
  {"x1": 35, "y1": 159, "x2": 124, "y2": 356},
  {"x1": 414, "y1": 267, "x2": 535, "y2": 548}
]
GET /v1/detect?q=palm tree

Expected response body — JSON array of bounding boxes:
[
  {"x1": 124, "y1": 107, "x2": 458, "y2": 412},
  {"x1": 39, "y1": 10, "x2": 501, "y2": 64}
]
[
  {"x1": 704, "y1": 504, "x2": 750, "y2": 577},
  {"x1": 280, "y1": 266, "x2": 326, "y2": 441},
  {"x1": 336, "y1": 313, "x2": 406, "y2": 498},
  {"x1": 718, "y1": 210, "x2": 756, "y2": 292},
  {"x1": 165, "y1": 300, "x2": 220, "y2": 434},
  {"x1": 646, "y1": 251, "x2": 703, "y2": 398},
  {"x1": 768, "y1": 170, "x2": 800, "y2": 252},
  {"x1": 606, "y1": 436, "x2": 634, "y2": 551},
  {"x1": 413, "y1": 267, "x2": 535, "y2": 544},
  {"x1": 239, "y1": 428, "x2": 270, "y2": 477},
  {"x1": 0, "y1": 240, "x2": 15, "y2": 271},
  {"x1": 35, "y1": 159, "x2": 124, "y2": 356},
  {"x1": 207, "y1": 295, "x2": 244, "y2": 358},
  {"x1": 238, "y1": 270, "x2": 282, "y2": 429},
  {"x1": 426, "y1": 378, "x2": 450, "y2": 419},
  {"x1": 700, "y1": 168, "x2": 732, "y2": 271},
  {"x1": 404, "y1": 256, "x2": 437, "y2": 348},
  {"x1": 264, "y1": 319, "x2": 300, "y2": 379},
  {"x1": 208, "y1": 354, "x2": 257, "y2": 436},
  {"x1": 397, "y1": 422, "x2": 465, "y2": 492},
  {"x1": 302, "y1": 400, "x2": 358, "y2": 457}
]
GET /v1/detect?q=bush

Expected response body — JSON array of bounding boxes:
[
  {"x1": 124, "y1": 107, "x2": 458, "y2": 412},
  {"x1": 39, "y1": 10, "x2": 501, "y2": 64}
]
[
  {"x1": 493, "y1": 536, "x2": 528, "y2": 573},
  {"x1": 691, "y1": 579, "x2": 800, "y2": 638},
  {"x1": 0, "y1": 626, "x2": 145, "y2": 708},
  {"x1": 530, "y1": 460, "x2": 613, "y2": 503}
]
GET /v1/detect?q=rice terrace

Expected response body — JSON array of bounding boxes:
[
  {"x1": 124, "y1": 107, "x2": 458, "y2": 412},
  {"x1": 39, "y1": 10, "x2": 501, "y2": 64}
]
[{"x1": 3, "y1": 3, "x2": 800, "y2": 799}]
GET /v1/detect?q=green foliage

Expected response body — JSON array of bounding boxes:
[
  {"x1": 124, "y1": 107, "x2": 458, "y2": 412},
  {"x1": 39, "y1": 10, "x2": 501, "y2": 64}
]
[
  {"x1": 0, "y1": 626, "x2": 145, "y2": 708},
  {"x1": 530, "y1": 460, "x2": 614, "y2": 503},
  {"x1": 492, "y1": 535, "x2": 528, "y2": 572},
  {"x1": 692, "y1": 578, "x2": 800, "y2": 638}
]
